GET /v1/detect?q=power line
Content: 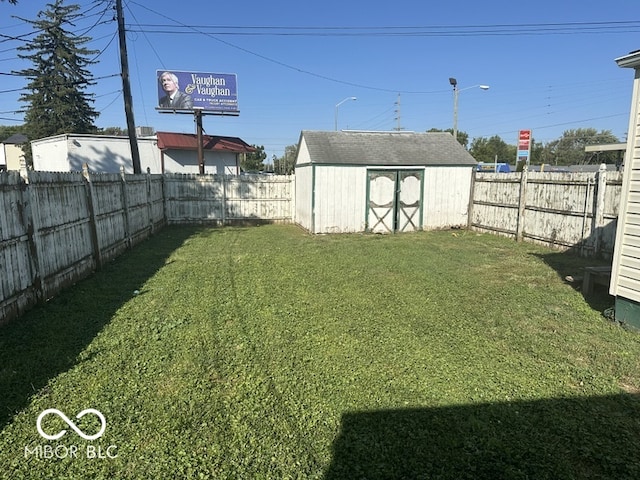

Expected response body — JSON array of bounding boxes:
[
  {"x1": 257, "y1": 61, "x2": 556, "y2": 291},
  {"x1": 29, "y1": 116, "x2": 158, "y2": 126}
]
[
  {"x1": 126, "y1": 20, "x2": 640, "y2": 37},
  {"x1": 127, "y1": 2, "x2": 445, "y2": 95}
]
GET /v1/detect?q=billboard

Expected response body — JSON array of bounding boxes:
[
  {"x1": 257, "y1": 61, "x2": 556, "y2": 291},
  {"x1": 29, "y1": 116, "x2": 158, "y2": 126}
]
[{"x1": 156, "y1": 70, "x2": 239, "y2": 114}]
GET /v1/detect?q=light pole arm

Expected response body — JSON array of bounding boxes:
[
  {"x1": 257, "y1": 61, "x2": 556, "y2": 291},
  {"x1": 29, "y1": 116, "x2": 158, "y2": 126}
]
[
  {"x1": 450, "y1": 84, "x2": 489, "y2": 143},
  {"x1": 334, "y1": 96, "x2": 357, "y2": 131}
]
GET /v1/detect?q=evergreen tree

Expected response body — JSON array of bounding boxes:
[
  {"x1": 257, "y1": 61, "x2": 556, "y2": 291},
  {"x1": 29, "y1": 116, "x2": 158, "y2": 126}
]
[
  {"x1": 14, "y1": 0, "x2": 99, "y2": 142},
  {"x1": 242, "y1": 145, "x2": 267, "y2": 172}
]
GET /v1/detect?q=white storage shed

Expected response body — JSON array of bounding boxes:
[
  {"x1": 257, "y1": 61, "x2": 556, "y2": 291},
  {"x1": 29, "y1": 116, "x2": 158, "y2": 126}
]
[
  {"x1": 294, "y1": 130, "x2": 477, "y2": 234},
  {"x1": 610, "y1": 49, "x2": 640, "y2": 327}
]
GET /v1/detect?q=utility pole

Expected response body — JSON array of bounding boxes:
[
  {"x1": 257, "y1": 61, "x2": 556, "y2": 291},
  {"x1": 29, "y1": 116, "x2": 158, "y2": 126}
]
[
  {"x1": 394, "y1": 93, "x2": 404, "y2": 131},
  {"x1": 195, "y1": 109, "x2": 204, "y2": 174},
  {"x1": 116, "y1": 0, "x2": 141, "y2": 173}
]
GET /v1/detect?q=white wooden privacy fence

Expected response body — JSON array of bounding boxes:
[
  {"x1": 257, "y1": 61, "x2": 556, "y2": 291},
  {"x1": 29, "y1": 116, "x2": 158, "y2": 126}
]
[
  {"x1": 0, "y1": 171, "x2": 293, "y2": 324},
  {"x1": 164, "y1": 174, "x2": 293, "y2": 224},
  {"x1": 0, "y1": 166, "x2": 626, "y2": 324},
  {"x1": 470, "y1": 165, "x2": 623, "y2": 257}
]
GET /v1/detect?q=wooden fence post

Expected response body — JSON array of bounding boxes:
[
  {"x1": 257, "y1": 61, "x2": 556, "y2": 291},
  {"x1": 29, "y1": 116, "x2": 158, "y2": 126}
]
[
  {"x1": 120, "y1": 166, "x2": 132, "y2": 248},
  {"x1": 222, "y1": 175, "x2": 227, "y2": 225},
  {"x1": 467, "y1": 168, "x2": 477, "y2": 229},
  {"x1": 162, "y1": 174, "x2": 169, "y2": 225},
  {"x1": 146, "y1": 168, "x2": 154, "y2": 234},
  {"x1": 593, "y1": 163, "x2": 608, "y2": 256},
  {"x1": 82, "y1": 164, "x2": 103, "y2": 269},
  {"x1": 20, "y1": 171, "x2": 45, "y2": 302},
  {"x1": 289, "y1": 174, "x2": 295, "y2": 224},
  {"x1": 516, "y1": 165, "x2": 528, "y2": 242}
]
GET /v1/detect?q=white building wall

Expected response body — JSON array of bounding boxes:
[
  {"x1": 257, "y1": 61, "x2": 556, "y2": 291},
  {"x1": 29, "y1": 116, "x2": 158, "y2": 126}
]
[
  {"x1": 423, "y1": 166, "x2": 473, "y2": 229},
  {"x1": 32, "y1": 135, "x2": 71, "y2": 171},
  {"x1": 294, "y1": 164, "x2": 312, "y2": 231},
  {"x1": 162, "y1": 150, "x2": 238, "y2": 175},
  {"x1": 32, "y1": 135, "x2": 161, "y2": 173},
  {"x1": 31, "y1": 134, "x2": 239, "y2": 174},
  {"x1": 314, "y1": 165, "x2": 367, "y2": 233}
]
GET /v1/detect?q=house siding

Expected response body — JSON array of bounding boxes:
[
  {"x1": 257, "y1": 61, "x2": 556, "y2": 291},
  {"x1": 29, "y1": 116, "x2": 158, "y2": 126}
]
[{"x1": 611, "y1": 61, "x2": 640, "y2": 305}]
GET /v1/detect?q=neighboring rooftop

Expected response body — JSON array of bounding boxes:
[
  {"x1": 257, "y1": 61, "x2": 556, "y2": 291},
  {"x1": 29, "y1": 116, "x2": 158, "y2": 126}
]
[
  {"x1": 156, "y1": 131, "x2": 255, "y2": 153},
  {"x1": 2, "y1": 133, "x2": 28, "y2": 144}
]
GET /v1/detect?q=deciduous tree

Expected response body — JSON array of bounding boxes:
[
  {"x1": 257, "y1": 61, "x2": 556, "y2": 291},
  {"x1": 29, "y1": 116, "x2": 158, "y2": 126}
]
[
  {"x1": 427, "y1": 128, "x2": 469, "y2": 149},
  {"x1": 273, "y1": 144, "x2": 297, "y2": 175},
  {"x1": 469, "y1": 135, "x2": 515, "y2": 164},
  {"x1": 541, "y1": 128, "x2": 619, "y2": 166}
]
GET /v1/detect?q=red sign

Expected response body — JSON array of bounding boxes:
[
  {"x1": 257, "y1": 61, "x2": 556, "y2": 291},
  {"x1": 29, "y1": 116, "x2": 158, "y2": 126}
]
[
  {"x1": 519, "y1": 130, "x2": 531, "y2": 141},
  {"x1": 517, "y1": 129, "x2": 532, "y2": 160}
]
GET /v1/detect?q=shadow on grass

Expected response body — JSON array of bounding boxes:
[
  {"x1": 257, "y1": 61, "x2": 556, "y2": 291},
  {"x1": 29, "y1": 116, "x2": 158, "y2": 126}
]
[
  {"x1": 532, "y1": 251, "x2": 614, "y2": 314},
  {"x1": 324, "y1": 393, "x2": 640, "y2": 480},
  {"x1": 0, "y1": 225, "x2": 208, "y2": 428}
]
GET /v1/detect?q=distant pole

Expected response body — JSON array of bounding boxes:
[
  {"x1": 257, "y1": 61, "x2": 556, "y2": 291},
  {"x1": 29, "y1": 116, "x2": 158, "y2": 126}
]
[
  {"x1": 116, "y1": 0, "x2": 141, "y2": 174},
  {"x1": 453, "y1": 86, "x2": 459, "y2": 141},
  {"x1": 449, "y1": 77, "x2": 459, "y2": 141},
  {"x1": 335, "y1": 96, "x2": 357, "y2": 131},
  {"x1": 195, "y1": 110, "x2": 204, "y2": 174}
]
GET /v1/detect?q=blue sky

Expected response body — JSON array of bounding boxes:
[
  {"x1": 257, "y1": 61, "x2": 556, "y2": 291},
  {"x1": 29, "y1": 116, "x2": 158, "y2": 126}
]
[{"x1": 1, "y1": 0, "x2": 639, "y2": 161}]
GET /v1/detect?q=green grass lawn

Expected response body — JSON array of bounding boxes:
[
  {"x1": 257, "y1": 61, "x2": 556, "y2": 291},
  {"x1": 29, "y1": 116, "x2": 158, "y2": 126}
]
[{"x1": 1, "y1": 225, "x2": 639, "y2": 479}]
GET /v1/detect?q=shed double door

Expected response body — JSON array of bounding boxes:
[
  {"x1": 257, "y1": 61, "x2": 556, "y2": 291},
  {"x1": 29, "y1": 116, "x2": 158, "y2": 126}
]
[{"x1": 366, "y1": 169, "x2": 423, "y2": 233}]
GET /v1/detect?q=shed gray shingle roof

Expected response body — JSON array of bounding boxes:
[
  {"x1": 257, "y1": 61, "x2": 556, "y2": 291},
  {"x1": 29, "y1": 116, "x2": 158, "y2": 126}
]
[{"x1": 298, "y1": 130, "x2": 477, "y2": 166}]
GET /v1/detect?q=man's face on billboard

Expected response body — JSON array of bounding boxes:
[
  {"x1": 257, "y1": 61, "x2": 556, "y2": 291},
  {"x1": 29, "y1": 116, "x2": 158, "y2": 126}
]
[{"x1": 161, "y1": 74, "x2": 178, "y2": 94}]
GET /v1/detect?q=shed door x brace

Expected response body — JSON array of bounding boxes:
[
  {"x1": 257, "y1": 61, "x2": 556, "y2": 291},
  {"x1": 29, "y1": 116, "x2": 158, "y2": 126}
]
[{"x1": 366, "y1": 169, "x2": 424, "y2": 233}]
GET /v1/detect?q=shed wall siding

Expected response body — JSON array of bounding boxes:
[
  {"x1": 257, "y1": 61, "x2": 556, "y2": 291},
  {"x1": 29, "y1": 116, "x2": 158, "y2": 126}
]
[
  {"x1": 314, "y1": 166, "x2": 367, "y2": 233},
  {"x1": 296, "y1": 137, "x2": 311, "y2": 165},
  {"x1": 294, "y1": 164, "x2": 312, "y2": 231},
  {"x1": 611, "y1": 68, "x2": 640, "y2": 302},
  {"x1": 423, "y1": 166, "x2": 472, "y2": 228}
]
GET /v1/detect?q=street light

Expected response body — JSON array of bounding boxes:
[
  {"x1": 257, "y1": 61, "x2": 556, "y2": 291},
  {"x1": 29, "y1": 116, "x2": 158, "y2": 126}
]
[
  {"x1": 335, "y1": 96, "x2": 357, "y2": 131},
  {"x1": 449, "y1": 78, "x2": 489, "y2": 142}
]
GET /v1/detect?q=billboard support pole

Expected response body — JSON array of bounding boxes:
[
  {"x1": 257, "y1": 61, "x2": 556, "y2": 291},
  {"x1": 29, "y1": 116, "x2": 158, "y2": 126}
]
[{"x1": 195, "y1": 109, "x2": 204, "y2": 174}]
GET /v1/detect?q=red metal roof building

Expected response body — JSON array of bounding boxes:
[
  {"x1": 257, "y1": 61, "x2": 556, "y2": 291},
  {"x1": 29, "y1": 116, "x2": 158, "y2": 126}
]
[
  {"x1": 156, "y1": 132, "x2": 256, "y2": 174},
  {"x1": 156, "y1": 132, "x2": 255, "y2": 153}
]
